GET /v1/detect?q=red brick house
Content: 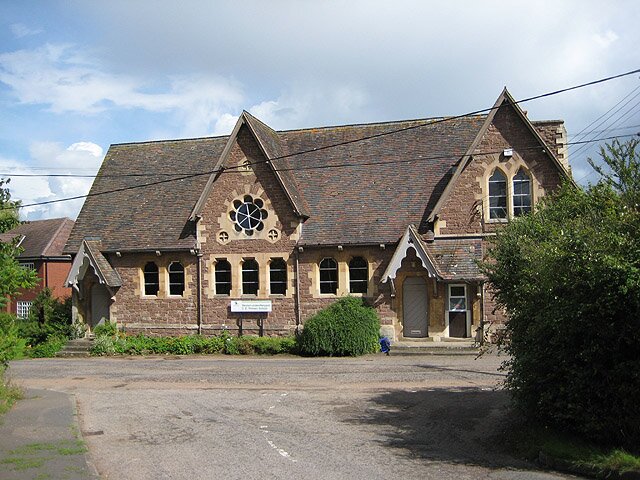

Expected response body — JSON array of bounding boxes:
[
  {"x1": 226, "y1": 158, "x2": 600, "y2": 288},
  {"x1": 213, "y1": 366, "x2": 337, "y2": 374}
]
[
  {"x1": 1, "y1": 217, "x2": 74, "y2": 318},
  {"x1": 64, "y1": 89, "x2": 570, "y2": 339}
]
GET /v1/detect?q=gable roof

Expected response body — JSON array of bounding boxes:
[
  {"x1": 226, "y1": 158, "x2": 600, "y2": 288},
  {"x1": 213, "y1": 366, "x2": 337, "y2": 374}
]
[
  {"x1": 1, "y1": 218, "x2": 74, "y2": 258},
  {"x1": 281, "y1": 115, "x2": 486, "y2": 245},
  {"x1": 66, "y1": 89, "x2": 568, "y2": 252},
  {"x1": 428, "y1": 88, "x2": 573, "y2": 222},
  {"x1": 381, "y1": 225, "x2": 484, "y2": 283},
  {"x1": 66, "y1": 239, "x2": 122, "y2": 289},
  {"x1": 190, "y1": 111, "x2": 309, "y2": 220}
]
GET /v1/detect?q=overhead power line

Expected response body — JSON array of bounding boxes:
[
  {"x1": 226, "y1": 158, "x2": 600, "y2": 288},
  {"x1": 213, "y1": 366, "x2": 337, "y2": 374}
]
[
  {"x1": 0, "y1": 133, "x2": 637, "y2": 179},
  {"x1": 7, "y1": 133, "x2": 638, "y2": 211},
  {"x1": 2, "y1": 67, "x2": 639, "y2": 211}
]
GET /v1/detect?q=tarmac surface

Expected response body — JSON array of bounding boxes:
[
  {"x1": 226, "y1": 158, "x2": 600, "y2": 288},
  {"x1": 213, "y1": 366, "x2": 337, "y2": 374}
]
[{"x1": 2, "y1": 354, "x2": 583, "y2": 480}]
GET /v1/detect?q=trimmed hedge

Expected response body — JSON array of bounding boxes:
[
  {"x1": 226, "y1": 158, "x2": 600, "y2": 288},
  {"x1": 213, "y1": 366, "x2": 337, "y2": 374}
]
[
  {"x1": 90, "y1": 333, "x2": 297, "y2": 356},
  {"x1": 298, "y1": 297, "x2": 380, "y2": 356}
]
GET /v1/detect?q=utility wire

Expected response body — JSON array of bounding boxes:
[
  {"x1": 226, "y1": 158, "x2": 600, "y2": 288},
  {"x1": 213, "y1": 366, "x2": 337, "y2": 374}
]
[
  {"x1": 8, "y1": 133, "x2": 638, "y2": 211},
  {"x1": 0, "y1": 133, "x2": 636, "y2": 179},
  {"x1": 3, "y1": 68, "x2": 640, "y2": 210}
]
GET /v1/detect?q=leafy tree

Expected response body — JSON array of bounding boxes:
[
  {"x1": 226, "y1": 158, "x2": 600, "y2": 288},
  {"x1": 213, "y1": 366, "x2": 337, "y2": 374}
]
[
  {"x1": 482, "y1": 140, "x2": 640, "y2": 448},
  {"x1": 0, "y1": 178, "x2": 37, "y2": 309},
  {"x1": 588, "y1": 138, "x2": 640, "y2": 209},
  {"x1": 0, "y1": 179, "x2": 20, "y2": 233}
]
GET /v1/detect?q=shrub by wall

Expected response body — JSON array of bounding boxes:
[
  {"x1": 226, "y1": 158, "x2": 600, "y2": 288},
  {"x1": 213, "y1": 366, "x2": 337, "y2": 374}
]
[{"x1": 298, "y1": 297, "x2": 380, "y2": 357}]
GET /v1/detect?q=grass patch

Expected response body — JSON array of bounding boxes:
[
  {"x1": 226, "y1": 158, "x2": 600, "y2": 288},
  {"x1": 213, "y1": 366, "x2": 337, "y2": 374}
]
[
  {"x1": 0, "y1": 369, "x2": 22, "y2": 415},
  {"x1": 502, "y1": 417, "x2": 640, "y2": 477},
  {"x1": 10, "y1": 439, "x2": 86, "y2": 456},
  {"x1": 1, "y1": 456, "x2": 47, "y2": 470}
]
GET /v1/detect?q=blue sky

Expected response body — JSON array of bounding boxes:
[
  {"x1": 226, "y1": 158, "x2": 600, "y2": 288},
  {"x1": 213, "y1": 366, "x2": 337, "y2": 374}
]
[{"x1": 0, "y1": 0, "x2": 639, "y2": 220}]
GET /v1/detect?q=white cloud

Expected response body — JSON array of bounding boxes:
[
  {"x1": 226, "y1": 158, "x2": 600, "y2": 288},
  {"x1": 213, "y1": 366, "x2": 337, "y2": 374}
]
[
  {"x1": 10, "y1": 23, "x2": 42, "y2": 39},
  {"x1": 0, "y1": 141, "x2": 104, "y2": 221},
  {"x1": 0, "y1": 44, "x2": 245, "y2": 130}
]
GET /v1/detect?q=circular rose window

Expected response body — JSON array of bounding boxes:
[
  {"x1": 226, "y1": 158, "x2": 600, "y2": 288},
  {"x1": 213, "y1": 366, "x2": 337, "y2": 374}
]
[{"x1": 229, "y1": 195, "x2": 268, "y2": 235}]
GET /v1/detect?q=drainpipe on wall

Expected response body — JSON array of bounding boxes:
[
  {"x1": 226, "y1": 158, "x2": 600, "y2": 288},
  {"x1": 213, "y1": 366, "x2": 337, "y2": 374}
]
[
  {"x1": 195, "y1": 248, "x2": 203, "y2": 336},
  {"x1": 294, "y1": 247, "x2": 301, "y2": 335}
]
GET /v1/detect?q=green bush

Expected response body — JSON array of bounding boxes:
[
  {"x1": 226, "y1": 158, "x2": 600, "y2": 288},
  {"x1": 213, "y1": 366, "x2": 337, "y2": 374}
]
[
  {"x1": 93, "y1": 321, "x2": 117, "y2": 337},
  {"x1": 0, "y1": 313, "x2": 26, "y2": 366},
  {"x1": 17, "y1": 289, "x2": 73, "y2": 346},
  {"x1": 91, "y1": 335, "x2": 117, "y2": 356},
  {"x1": 89, "y1": 333, "x2": 298, "y2": 356},
  {"x1": 298, "y1": 297, "x2": 380, "y2": 356},
  {"x1": 483, "y1": 171, "x2": 640, "y2": 448},
  {"x1": 28, "y1": 335, "x2": 67, "y2": 358},
  {"x1": 249, "y1": 336, "x2": 297, "y2": 354}
]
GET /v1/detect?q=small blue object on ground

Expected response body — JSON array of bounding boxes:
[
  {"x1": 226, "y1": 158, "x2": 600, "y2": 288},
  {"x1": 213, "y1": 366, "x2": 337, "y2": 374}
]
[{"x1": 379, "y1": 337, "x2": 391, "y2": 355}]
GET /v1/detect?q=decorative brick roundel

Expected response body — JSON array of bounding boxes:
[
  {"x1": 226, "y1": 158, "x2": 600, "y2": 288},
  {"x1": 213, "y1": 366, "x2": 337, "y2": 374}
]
[{"x1": 229, "y1": 195, "x2": 268, "y2": 236}]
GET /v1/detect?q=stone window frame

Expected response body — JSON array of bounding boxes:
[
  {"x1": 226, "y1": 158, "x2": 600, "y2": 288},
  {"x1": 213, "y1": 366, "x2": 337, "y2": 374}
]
[
  {"x1": 512, "y1": 167, "x2": 532, "y2": 217},
  {"x1": 143, "y1": 262, "x2": 160, "y2": 297},
  {"x1": 319, "y1": 257, "x2": 338, "y2": 295},
  {"x1": 348, "y1": 256, "x2": 369, "y2": 295},
  {"x1": 167, "y1": 261, "x2": 185, "y2": 297},
  {"x1": 488, "y1": 168, "x2": 508, "y2": 220},
  {"x1": 268, "y1": 257, "x2": 287, "y2": 296},
  {"x1": 214, "y1": 259, "x2": 232, "y2": 296},
  {"x1": 241, "y1": 258, "x2": 260, "y2": 296},
  {"x1": 483, "y1": 157, "x2": 537, "y2": 223}
]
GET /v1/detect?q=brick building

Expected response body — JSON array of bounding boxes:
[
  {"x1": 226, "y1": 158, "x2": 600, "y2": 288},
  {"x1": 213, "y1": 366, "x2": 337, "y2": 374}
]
[
  {"x1": 1, "y1": 217, "x2": 74, "y2": 318},
  {"x1": 64, "y1": 89, "x2": 571, "y2": 339}
]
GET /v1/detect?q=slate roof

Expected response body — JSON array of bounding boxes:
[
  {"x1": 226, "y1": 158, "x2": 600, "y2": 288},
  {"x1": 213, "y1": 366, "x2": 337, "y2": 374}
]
[
  {"x1": 279, "y1": 116, "x2": 486, "y2": 245},
  {"x1": 84, "y1": 240, "x2": 122, "y2": 287},
  {"x1": 1, "y1": 218, "x2": 74, "y2": 258},
  {"x1": 422, "y1": 237, "x2": 484, "y2": 281},
  {"x1": 65, "y1": 99, "x2": 563, "y2": 253},
  {"x1": 65, "y1": 137, "x2": 228, "y2": 253}
]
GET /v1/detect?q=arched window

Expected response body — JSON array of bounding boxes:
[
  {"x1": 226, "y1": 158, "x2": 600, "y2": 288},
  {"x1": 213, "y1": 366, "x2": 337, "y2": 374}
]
[
  {"x1": 349, "y1": 257, "x2": 368, "y2": 294},
  {"x1": 488, "y1": 169, "x2": 507, "y2": 219},
  {"x1": 269, "y1": 258, "x2": 287, "y2": 295},
  {"x1": 143, "y1": 262, "x2": 159, "y2": 296},
  {"x1": 215, "y1": 259, "x2": 232, "y2": 295},
  {"x1": 242, "y1": 259, "x2": 259, "y2": 295},
  {"x1": 168, "y1": 262, "x2": 185, "y2": 296},
  {"x1": 513, "y1": 168, "x2": 532, "y2": 216},
  {"x1": 319, "y1": 258, "x2": 338, "y2": 294}
]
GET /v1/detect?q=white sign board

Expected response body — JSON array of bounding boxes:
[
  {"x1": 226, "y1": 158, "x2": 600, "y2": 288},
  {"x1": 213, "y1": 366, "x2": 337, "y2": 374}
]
[{"x1": 230, "y1": 300, "x2": 272, "y2": 313}]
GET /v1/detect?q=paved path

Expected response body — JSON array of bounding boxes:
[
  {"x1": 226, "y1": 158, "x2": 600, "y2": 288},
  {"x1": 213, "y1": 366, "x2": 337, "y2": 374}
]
[
  {"x1": 0, "y1": 388, "x2": 98, "y2": 480},
  {"x1": 4, "y1": 354, "x2": 582, "y2": 480}
]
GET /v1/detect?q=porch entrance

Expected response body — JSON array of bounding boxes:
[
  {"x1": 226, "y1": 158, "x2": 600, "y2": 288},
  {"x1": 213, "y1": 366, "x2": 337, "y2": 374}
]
[
  {"x1": 402, "y1": 276, "x2": 428, "y2": 338},
  {"x1": 90, "y1": 283, "x2": 110, "y2": 329}
]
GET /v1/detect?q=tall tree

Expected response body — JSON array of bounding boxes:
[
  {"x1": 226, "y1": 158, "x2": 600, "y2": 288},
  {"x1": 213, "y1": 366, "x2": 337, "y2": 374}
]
[{"x1": 0, "y1": 178, "x2": 37, "y2": 309}]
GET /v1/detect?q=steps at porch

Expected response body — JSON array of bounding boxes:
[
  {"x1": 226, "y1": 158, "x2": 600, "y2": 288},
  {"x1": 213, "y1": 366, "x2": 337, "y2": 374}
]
[
  {"x1": 391, "y1": 338, "x2": 480, "y2": 355},
  {"x1": 56, "y1": 337, "x2": 94, "y2": 358}
]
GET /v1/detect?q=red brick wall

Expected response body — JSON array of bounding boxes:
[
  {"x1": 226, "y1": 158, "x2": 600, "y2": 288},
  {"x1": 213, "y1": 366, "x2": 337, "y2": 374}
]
[{"x1": 4, "y1": 259, "x2": 71, "y2": 316}]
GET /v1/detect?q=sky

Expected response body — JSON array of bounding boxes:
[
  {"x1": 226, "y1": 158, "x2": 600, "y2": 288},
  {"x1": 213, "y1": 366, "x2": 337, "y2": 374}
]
[{"x1": 0, "y1": 0, "x2": 638, "y2": 221}]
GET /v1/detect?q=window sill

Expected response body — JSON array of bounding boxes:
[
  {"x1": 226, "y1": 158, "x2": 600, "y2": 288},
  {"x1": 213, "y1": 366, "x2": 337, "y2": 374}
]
[{"x1": 485, "y1": 218, "x2": 508, "y2": 224}]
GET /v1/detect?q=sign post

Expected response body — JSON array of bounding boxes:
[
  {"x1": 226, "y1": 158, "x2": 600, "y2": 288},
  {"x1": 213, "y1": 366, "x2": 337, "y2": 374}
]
[{"x1": 230, "y1": 300, "x2": 272, "y2": 337}]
